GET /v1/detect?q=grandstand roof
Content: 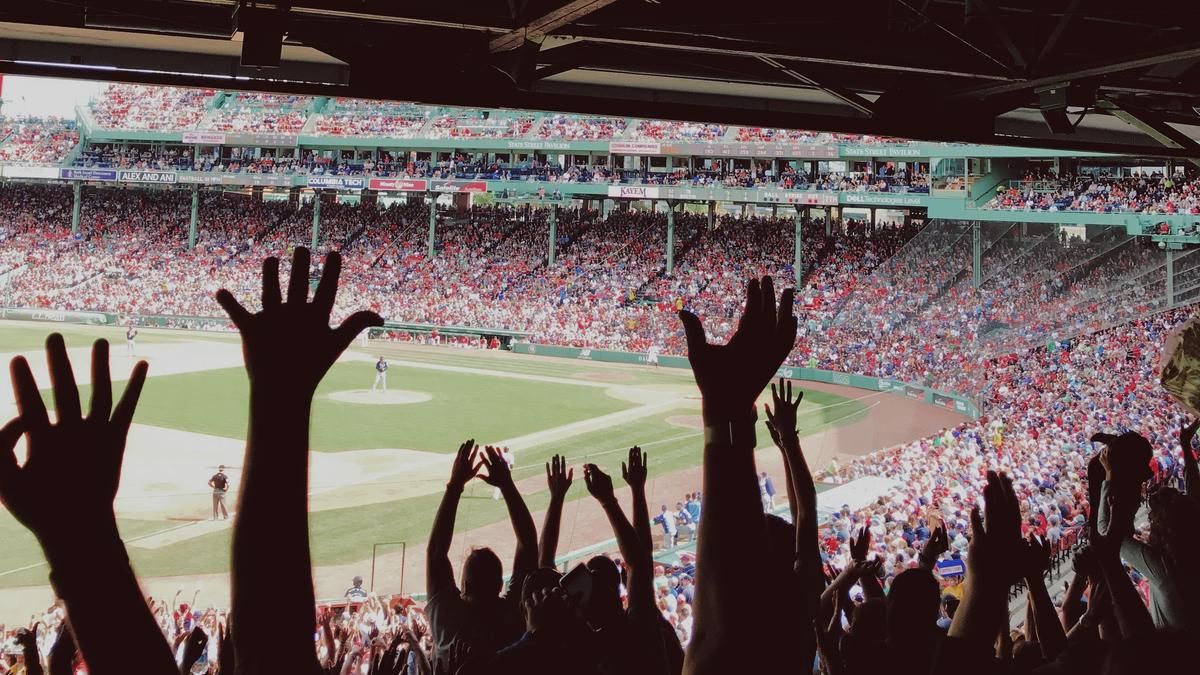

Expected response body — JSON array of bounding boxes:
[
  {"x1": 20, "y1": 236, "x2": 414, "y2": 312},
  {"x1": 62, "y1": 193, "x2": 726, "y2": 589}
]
[{"x1": 3, "y1": 1, "x2": 1200, "y2": 157}]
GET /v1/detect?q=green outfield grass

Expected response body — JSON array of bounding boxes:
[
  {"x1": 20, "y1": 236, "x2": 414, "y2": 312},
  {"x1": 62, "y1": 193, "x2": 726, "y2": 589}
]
[{"x1": 0, "y1": 322, "x2": 870, "y2": 589}]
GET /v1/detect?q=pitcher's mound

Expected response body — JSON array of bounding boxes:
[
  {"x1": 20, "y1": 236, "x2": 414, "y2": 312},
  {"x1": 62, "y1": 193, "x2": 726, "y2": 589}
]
[{"x1": 327, "y1": 390, "x2": 433, "y2": 405}]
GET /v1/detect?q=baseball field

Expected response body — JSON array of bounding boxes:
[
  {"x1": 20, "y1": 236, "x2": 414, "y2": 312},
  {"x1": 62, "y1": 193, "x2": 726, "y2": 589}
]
[{"x1": 0, "y1": 319, "x2": 968, "y2": 621}]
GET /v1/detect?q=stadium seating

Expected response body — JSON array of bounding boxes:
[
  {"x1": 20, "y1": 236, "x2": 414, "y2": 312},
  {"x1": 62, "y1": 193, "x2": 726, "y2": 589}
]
[{"x1": 0, "y1": 117, "x2": 79, "y2": 165}]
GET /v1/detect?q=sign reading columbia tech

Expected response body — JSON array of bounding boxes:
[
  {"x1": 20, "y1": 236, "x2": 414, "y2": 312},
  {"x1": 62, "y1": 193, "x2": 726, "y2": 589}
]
[{"x1": 307, "y1": 176, "x2": 365, "y2": 190}]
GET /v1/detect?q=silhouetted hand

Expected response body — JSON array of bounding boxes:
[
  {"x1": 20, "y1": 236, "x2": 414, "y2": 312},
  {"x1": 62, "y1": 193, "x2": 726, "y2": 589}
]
[
  {"x1": 180, "y1": 626, "x2": 208, "y2": 675},
  {"x1": 217, "y1": 619, "x2": 234, "y2": 674},
  {"x1": 477, "y1": 446, "x2": 514, "y2": 490},
  {"x1": 1018, "y1": 535, "x2": 1052, "y2": 580},
  {"x1": 584, "y1": 464, "x2": 616, "y2": 504},
  {"x1": 621, "y1": 445, "x2": 647, "y2": 490},
  {"x1": 764, "y1": 377, "x2": 803, "y2": 443},
  {"x1": 48, "y1": 624, "x2": 75, "y2": 675},
  {"x1": 448, "y1": 440, "x2": 478, "y2": 490},
  {"x1": 215, "y1": 247, "x2": 383, "y2": 399},
  {"x1": 1182, "y1": 419, "x2": 1200, "y2": 454},
  {"x1": 16, "y1": 627, "x2": 42, "y2": 675},
  {"x1": 679, "y1": 276, "x2": 796, "y2": 423},
  {"x1": 919, "y1": 525, "x2": 949, "y2": 568},
  {"x1": 1072, "y1": 545, "x2": 1094, "y2": 576},
  {"x1": 849, "y1": 526, "x2": 871, "y2": 563},
  {"x1": 1097, "y1": 447, "x2": 1113, "y2": 481},
  {"x1": 966, "y1": 471, "x2": 1024, "y2": 584},
  {"x1": 545, "y1": 454, "x2": 573, "y2": 500},
  {"x1": 0, "y1": 335, "x2": 147, "y2": 551}
]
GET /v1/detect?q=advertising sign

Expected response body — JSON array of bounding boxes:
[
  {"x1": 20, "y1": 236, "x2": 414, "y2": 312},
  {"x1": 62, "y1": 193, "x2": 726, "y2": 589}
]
[
  {"x1": 368, "y1": 178, "x2": 428, "y2": 192},
  {"x1": 181, "y1": 131, "x2": 227, "y2": 145},
  {"x1": 1, "y1": 166, "x2": 59, "y2": 179},
  {"x1": 607, "y1": 185, "x2": 660, "y2": 199},
  {"x1": 60, "y1": 168, "x2": 117, "y2": 181},
  {"x1": 119, "y1": 170, "x2": 177, "y2": 184},
  {"x1": 757, "y1": 190, "x2": 838, "y2": 206},
  {"x1": 842, "y1": 193, "x2": 928, "y2": 207},
  {"x1": 430, "y1": 181, "x2": 487, "y2": 193},
  {"x1": 609, "y1": 141, "x2": 662, "y2": 155},
  {"x1": 307, "y1": 176, "x2": 365, "y2": 190}
]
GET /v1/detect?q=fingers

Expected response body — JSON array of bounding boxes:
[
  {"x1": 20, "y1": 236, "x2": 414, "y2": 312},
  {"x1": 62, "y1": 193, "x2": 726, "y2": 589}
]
[
  {"x1": 45, "y1": 334, "x2": 81, "y2": 423},
  {"x1": 678, "y1": 310, "x2": 707, "y2": 358},
  {"x1": 10, "y1": 357, "x2": 49, "y2": 432},
  {"x1": 261, "y1": 256, "x2": 282, "y2": 309},
  {"x1": 760, "y1": 276, "x2": 777, "y2": 327},
  {"x1": 0, "y1": 418, "x2": 24, "y2": 496},
  {"x1": 969, "y1": 506, "x2": 985, "y2": 538},
  {"x1": 313, "y1": 251, "x2": 342, "y2": 318},
  {"x1": 89, "y1": 339, "x2": 113, "y2": 422},
  {"x1": 333, "y1": 311, "x2": 385, "y2": 353},
  {"x1": 111, "y1": 360, "x2": 149, "y2": 448},
  {"x1": 215, "y1": 289, "x2": 252, "y2": 329},
  {"x1": 287, "y1": 247, "x2": 312, "y2": 305}
]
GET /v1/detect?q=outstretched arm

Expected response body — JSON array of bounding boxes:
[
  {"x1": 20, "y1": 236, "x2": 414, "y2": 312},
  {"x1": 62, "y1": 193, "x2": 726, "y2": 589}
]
[
  {"x1": 216, "y1": 248, "x2": 382, "y2": 675},
  {"x1": 0, "y1": 336, "x2": 176, "y2": 675},
  {"x1": 1181, "y1": 420, "x2": 1200, "y2": 500},
  {"x1": 764, "y1": 380, "x2": 821, "y2": 604},
  {"x1": 1020, "y1": 536, "x2": 1066, "y2": 660},
  {"x1": 585, "y1": 462, "x2": 654, "y2": 616},
  {"x1": 538, "y1": 455, "x2": 573, "y2": 569},
  {"x1": 678, "y1": 277, "x2": 797, "y2": 674},
  {"x1": 428, "y1": 441, "x2": 478, "y2": 598},
  {"x1": 478, "y1": 446, "x2": 538, "y2": 595},
  {"x1": 623, "y1": 446, "x2": 652, "y2": 553}
]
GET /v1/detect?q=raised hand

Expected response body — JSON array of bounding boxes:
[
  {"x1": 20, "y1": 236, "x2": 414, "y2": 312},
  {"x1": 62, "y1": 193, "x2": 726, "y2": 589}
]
[
  {"x1": 621, "y1": 445, "x2": 647, "y2": 490},
  {"x1": 679, "y1": 276, "x2": 796, "y2": 424},
  {"x1": 966, "y1": 471, "x2": 1024, "y2": 584},
  {"x1": 919, "y1": 525, "x2": 949, "y2": 568},
  {"x1": 180, "y1": 626, "x2": 209, "y2": 675},
  {"x1": 584, "y1": 464, "x2": 616, "y2": 504},
  {"x1": 545, "y1": 454, "x2": 573, "y2": 500},
  {"x1": 477, "y1": 446, "x2": 514, "y2": 489},
  {"x1": 1182, "y1": 418, "x2": 1200, "y2": 454},
  {"x1": 1018, "y1": 535, "x2": 1052, "y2": 581},
  {"x1": 215, "y1": 247, "x2": 383, "y2": 398},
  {"x1": 48, "y1": 624, "x2": 76, "y2": 675},
  {"x1": 0, "y1": 335, "x2": 147, "y2": 551},
  {"x1": 849, "y1": 525, "x2": 871, "y2": 563},
  {"x1": 448, "y1": 440, "x2": 479, "y2": 490},
  {"x1": 764, "y1": 377, "x2": 803, "y2": 444}
]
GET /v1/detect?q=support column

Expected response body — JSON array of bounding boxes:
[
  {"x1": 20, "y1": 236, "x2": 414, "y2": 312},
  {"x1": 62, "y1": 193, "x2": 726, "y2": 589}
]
[
  {"x1": 311, "y1": 190, "x2": 322, "y2": 250},
  {"x1": 427, "y1": 193, "x2": 437, "y2": 258},
  {"x1": 665, "y1": 201, "x2": 676, "y2": 276},
  {"x1": 793, "y1": 208, "x2": 803, "y2": 286},
  {"x1": 189, "y1": 185, "x2": 199, "y2": 250},
  {"x1": 707, "y1": 200, "x2": 715, "y2": 229},
  {"x1": 548, "y1": 205, "x2": 558, "y2": 266},
  {"x1": 1167, "y1": 248, "x2": 1176, "y2": 307},
  {"x1": 71, "y1": 182, "x2": 82, "y2": 235},
  {"x1": 971, "y1": 221, "x2": 982, "y2": 288}
]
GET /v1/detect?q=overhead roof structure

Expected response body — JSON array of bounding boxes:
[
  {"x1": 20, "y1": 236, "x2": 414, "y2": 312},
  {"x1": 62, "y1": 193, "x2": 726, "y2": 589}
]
[{"x1": 3, "y1": 1, "x2": 1200, "y2": 157}]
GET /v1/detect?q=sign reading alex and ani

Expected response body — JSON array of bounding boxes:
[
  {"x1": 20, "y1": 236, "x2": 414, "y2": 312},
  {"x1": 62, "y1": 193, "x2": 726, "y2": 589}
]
[{"x1": 119, "y1": 170, "x2": 178, "y2": 184}]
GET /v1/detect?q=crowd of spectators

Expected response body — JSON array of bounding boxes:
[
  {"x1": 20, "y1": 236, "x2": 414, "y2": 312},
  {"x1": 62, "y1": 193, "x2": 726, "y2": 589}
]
[
  {"x1": 986, "y1": 170, "x2": 1200, "y2": 215},
  {"x1": 2, "y1": 229, "x2": 1198, "y2": 673},
  {"x1": 201, "y1": 92, "x2": 310, "y2": 134},
  {"x1": 626, "y1": 120, "x2": 728, "y2": 142},
  {"x1": 88, "y1": 84, "x2": 213, "y2": 131},
  {"x1": 536, "y1": 115, "x2": 628, "y2": 141},
  {"x1": 311, "y1": 99, "x2": 431, "y2": 138},
  {"x1": 0, "y1": 117, "x2": 79, "y2": 165}
]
